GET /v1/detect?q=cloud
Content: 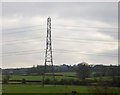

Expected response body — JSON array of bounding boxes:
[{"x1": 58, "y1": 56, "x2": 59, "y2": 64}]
[{"x1": 2, "y1": 2, "x2": 118, "y2": 68}]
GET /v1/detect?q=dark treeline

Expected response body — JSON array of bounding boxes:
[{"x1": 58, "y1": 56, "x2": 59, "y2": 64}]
[
  {"x1": 2, "y1": 62, "x2": 120, "y2": 77},
  {"x1": 2, "y1": 62, "x2": 120, "y2": 87}
]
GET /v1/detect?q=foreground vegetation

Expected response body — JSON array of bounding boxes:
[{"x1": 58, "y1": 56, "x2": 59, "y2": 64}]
[
  {"x1": 2, "y1": 63, "x2": 120, "y2": 93},
  {"x1": 3, "y1": 72, "x2": 120, "y2": 86},
  {"x1": 2, "y1": 84, "x2": 120, "y2": 93}
]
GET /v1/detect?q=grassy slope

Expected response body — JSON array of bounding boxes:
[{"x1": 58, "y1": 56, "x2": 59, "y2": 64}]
[{"x1": 2, "y1": 84, "x2": 120, "y2": 93}]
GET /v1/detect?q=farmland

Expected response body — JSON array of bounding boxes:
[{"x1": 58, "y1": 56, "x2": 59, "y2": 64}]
[
  {"x1": 3, "y1": 72, "x2": 78, "y2": 81},
  {"x1": 3, "y1": 72, "x2": 115, "y2": 81},
  {"x1": 2, "y1": 72, "x2": 120, "y2": 93},
  {"x1": 2, "y1": 84, "x2": 120, "y2": 93}
]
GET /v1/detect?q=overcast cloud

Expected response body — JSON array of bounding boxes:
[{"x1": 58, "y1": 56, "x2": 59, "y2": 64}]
[{"x1": 2, "y1": 2, "x2": 118, "y2": 68}]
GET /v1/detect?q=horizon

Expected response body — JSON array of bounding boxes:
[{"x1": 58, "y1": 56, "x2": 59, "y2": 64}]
[{"x1": 2, "y1": 62, "x2": 119, "y2": 69}]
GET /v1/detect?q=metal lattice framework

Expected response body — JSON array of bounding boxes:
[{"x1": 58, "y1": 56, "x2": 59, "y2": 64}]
[{"x1": 42, "y1": 17, "x2": 55, "y2": 86}]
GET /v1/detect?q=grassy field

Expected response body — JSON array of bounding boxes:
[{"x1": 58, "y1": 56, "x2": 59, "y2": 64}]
[
  {"x1": 7, "y1": 74, "x2": 114, "y2": 81},
  {"x1": 46, "y1": 72, "x2": 77, "y2": 76},
  {"x1": 86, "y1": 76, "x2": 113, "y2": 81},
  {"x1": 9, "y1": 75, "x2": 78, "y2": 81},
  {"x1": 2, "y1": 72, "x2": 120, "y2": 93},
  {"x1": 2, "y1": 84, "x2": 120, "y2": 93},
  {"x1": 4, "y1": 72, "x2": 78, "y2": 81}
]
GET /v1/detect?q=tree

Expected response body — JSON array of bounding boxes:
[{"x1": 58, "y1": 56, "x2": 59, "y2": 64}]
[
  {"x1": 3, "y1": 75, "x2": 11, "y2": 84},
  {"x1": 77, "y1": 62, "x2": 90, "y2": 80},
  {"x1": 22, "y1": 78, "x2": 26, "y2": 84}
]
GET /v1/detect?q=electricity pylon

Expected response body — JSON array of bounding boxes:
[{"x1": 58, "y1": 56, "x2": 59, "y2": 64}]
[{"x1": 42, "y1": 17, "x2": 55, "y2": 86}]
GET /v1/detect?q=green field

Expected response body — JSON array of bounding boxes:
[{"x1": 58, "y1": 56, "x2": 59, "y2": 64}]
[
  {"x1": 4, "y1": 72, "x2": 115, "y2": 81},
  {"x1": 2, "y1": 72, "x2": 120, "y2": 93},
  {"x1": 2, "y1": 84, "x2": 120, "y2": 93},
  {"x1": 47, "y1": 72, "x2": 77, "y2": 76},
  {"x1": 4, "y1": 72, "x2": 78, "y2": 81},
  {"x1": 86, "y1": 76, "x2": 113, "y2": 81},
  {"x1": 9, "y1": 75, "x2": 78, "y2": 81}
]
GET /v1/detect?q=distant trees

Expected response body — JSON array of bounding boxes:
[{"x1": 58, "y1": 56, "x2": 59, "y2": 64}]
[
  {"x1": 92, "y1": 65, "x2": 107, "y2": 77},
  {"x1": 2, "y1": 63, "x2": 119, "y2": 78},
  {"x1": 77, "y1": 62, "x2": 91, "y2": 80},
  {"x1": 109, "y1": 65, "x2": 116, "y2": 80}
]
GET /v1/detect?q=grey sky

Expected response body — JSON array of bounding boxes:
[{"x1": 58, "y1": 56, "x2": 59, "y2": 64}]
[{"x1": 2, "y1": 2, "x2": 118, "y2": 68}]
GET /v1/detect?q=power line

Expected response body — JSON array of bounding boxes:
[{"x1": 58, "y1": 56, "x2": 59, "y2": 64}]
[
  {"x1": 2, "y1": 22, "x2": 118, "y2": 58},
  {"x1": 2, "y1": 36, "x2": 45, "y2": 45},
  {"x1": 53, "y1": 25, "x2": 118, "y2": 29},
  {"x1": 55, "y1": 37, "x2": 118, "y2": 43},
  {"x1": 4, "y1": 24, "x2": 117, "y2": 31},
  {"x1": 1, "y1": 36, "x2": 117, "y2": 46},
  {"x1": 3, "y1": 28, "x2": 46, "y2": 35},
  {"x1": 52, "y1": 28, "x2": 118, "y2": 33},
  {"x1": 3, "y1": 27, "x2": 118, "y2": 35},
  {"x1": 2, "y1": 35, "x2": 118, "y2": 44},
  {"x1": 2, "y1": 50, "x2": 44, "y2": 56},
  {"x1": 53, "y1": 49, "x2": 118, "y2": 57},
  {"x1": 3, "y1": 24, "x2": 45, "y2": 31},
  {"x1": 3, "y1": 25, "x2": 118, "y2": 35},
  {"x1": 2, "y1": 49, "x2": 117, "y2": 57},
  {"x1": 3, "y1": 51, "x2": 44, "y2": 56},
  {"x1": 3, "y1": 35, "x2": 45, "y2": 43},
  {"x1": 3, "y1": 49, "x2": 43, "y2": 54}
]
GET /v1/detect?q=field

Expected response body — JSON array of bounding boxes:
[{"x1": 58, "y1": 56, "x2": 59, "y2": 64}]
[
  {"x1": 4, "y1": 72, "x2": 78, "y2": 81},
  {"x1": 2, "y1": 72, "x2": 120, "y2": 93},
  {"x1": 3, "y1": 72, "x2": 114, "y2": 81},
  {"x1": 2, "y1": 84, "x2": 120, "y2": 93}
]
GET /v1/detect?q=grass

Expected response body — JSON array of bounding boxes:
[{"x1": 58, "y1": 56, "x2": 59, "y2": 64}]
[
  {"x1": 3, "y1": 72, "x2": 120, "y2": 82},
  {"x1": 8, "y1": 75, "x2": 117, "y2": 82},
  {"x1": 2, "y1": 84, "x2": 120, "y2": 93},
  {"x1": 8, "y1": 75, "x2": 78, "y2": 81},
  {"x1": 2, "y1": 72, "x2": 120, "y2": 93},
  {"x1": 2, "y1": 72, "x2": 78, "y2": 81},
  {"x1": 87, "y1": 76, "x2": 112, "y2": 81},
  {"x1": 48, "y1": 72, "x2": 77, "y2": 76},
  {"x1": 3, "y1": 72, "x2": 119, "y2": 81}
]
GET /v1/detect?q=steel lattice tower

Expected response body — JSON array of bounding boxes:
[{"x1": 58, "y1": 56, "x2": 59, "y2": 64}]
[{"x1": 42, "y1": 17, "x2": 55, "y2": 86}]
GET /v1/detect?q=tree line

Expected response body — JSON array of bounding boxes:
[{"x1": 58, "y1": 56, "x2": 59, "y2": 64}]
[
  {"x1": 2, "y1": 62, "x2": 120, "y2": 87},
  {"x1": 2, "y1": 62, "x2": 120, "y2": 77}
]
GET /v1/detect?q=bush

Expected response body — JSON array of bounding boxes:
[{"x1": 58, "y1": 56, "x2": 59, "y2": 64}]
[
  {"x1": 2, "y1": 75, "x2": 11, "y2": 84},
  {"x1": 22, "y1": 78, "x2": 26, "y2": 84},
  {"x1": 111, "y1": 77, "x2": 120, "y2": 87},
  {"x1": 58, "y1": 79, "x2": 91, "y2": 85},
  {"x1": 44, "y1": 78, "x2": 51, "y2": 84}
]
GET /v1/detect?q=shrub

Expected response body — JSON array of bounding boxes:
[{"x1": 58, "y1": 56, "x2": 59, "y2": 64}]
[
  {"x1": 2, "y1": 75, "x2": 11, "y2": 84},
  {"x1": 22, "y1": 78, "x2": 26, "y2": 84}
]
